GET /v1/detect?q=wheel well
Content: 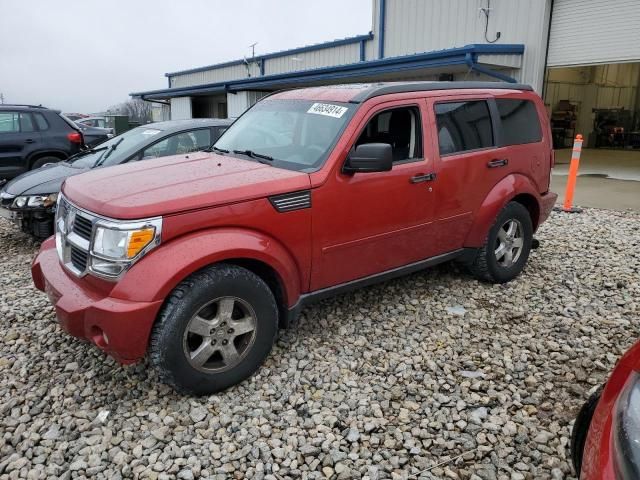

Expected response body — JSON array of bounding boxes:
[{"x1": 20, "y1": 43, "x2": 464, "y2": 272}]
[
  {"x1": 511, "y1": 193, "x2": 540, "y2": 231},
  {"x1": 29, "y1": 151, "x2": 67, "y2": 169},
  {"x1": 224, "y1": 258, "x2": 289, "y2": 328}
]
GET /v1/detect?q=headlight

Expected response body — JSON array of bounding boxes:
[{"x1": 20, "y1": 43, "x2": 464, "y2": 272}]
[
  {"x1": 13, "y1": 193, "x2": 58, "y2": 209},
  {"x1": 89, "y1": 218, "x2": 162, "y2": 278},
  {"x1": 613, "y1": 371, "x2": 640, "y2": 480}
]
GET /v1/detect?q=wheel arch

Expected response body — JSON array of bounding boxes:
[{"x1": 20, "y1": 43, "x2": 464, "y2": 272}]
[
  {"x1": 28, "y1": 150, "x2": 68, "y2": 169},
  {"x1": 465, "y1": 174, "x2": 542, "y2": 248},
  {"x1": 111, "y1": 227, "x2": 304, "y2": 324}
]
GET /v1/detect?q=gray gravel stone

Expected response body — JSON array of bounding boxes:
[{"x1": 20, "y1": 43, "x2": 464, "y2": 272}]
[{"x1": 0, "y1": 208, "x2": 638, "y2": 479}]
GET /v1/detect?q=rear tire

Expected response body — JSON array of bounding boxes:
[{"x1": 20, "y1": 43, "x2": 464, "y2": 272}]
[
  {"x1": 31, "y1": 156, "x2": 61, "y2": 170},
  {"x1": 469, "y1": 201, "x2": 533, "y2": 283},
  {"x1": 149, "y1": 264, "x2": 279, "y2": 396}
]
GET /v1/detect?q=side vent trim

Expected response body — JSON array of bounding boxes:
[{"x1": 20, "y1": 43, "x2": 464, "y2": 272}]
[{"x1": 269, "y1": 190, "x2": 312, "y2": 212}]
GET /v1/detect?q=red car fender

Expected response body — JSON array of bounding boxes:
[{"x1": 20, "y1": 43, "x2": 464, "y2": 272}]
[
  {"x1": 110, "y1": 227, "x2": 303, "y2": 308},
  {"x1": 464, "y1": 174, "x2": 542, "y2": 248},
  {"x1": 581, "y1": 341, "x2": 640, "y2": 479}
]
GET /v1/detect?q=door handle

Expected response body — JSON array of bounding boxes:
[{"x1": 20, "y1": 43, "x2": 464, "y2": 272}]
[
  {"x1": 410, "y1": 173, "x2": 436, "y2": 184},
  {"x1": 24, "y1": 139, "x2": 35, "y2": 144},
  {"x1": 487, "y1": 158, "x2": 508, "y2": 168}
]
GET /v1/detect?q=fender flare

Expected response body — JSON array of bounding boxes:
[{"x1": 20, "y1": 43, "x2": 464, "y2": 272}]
[
  {"x1": 111, "y1": 227, "x2": 303, "y2": 308},
  {"x1": 464, "y1": 174, "x2": 542, "y2": 248}
]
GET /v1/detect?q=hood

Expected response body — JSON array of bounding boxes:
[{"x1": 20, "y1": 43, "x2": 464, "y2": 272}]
[
  {"x1": 3, "y1": 162, "x2": 89, "y2": 196},
  {"x1": 62, "y1": 151, "x2": 311, "y2": 219}
]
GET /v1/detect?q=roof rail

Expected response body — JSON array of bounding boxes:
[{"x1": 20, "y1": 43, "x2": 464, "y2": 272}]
[{"x1": 0, "y1": 104, "x2": 48, "y2": 109}]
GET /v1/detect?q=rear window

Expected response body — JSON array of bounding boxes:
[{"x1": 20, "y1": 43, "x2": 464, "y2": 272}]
[
  {"x1": 435, "y1": 101, "x2": 494, "y2": 155},
  {"x1": 34, "y1": 113, "x2": 49, "y2": 131},
  {"x1": 496, "y1": 99, "x2": 542, "y2": 146}
]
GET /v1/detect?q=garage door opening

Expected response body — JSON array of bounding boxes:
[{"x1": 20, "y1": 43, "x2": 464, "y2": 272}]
[
  {"x1": 191, "y1": 95, "x2": 227, "y2": 119},
  {"x1": 543, "y1": 62, "x2": 640, "y2": 210}
]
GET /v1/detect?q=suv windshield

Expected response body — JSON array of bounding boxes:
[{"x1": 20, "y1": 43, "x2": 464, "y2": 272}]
[
  {"x1": 71, "y1": 126, "x2": 162, "y2": 168},
  {"x1": 214, "y1": 99, "x2": 354, "y2": 172}
]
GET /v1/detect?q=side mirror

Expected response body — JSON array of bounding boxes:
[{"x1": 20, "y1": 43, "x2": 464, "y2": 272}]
[{"x1": 343, "y1": 143, "x2": 393, "y2": 174}]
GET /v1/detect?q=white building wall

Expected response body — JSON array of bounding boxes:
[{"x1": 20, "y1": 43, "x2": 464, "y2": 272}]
[
  {"x1": 378, "y1": 0, "x2": 552, "y2": 91},
  {"x1": 547, "y1": 0, "x2": 640, "y2": 67},
  {"x1": 169, "y1": 63, "x2": 260, "y2": 88},
  {"x1": 170, "y1": 97, "x2": 192, "y2": 120},
  {"x1": 265, "y1": 43, "x2": 362, "y2": 75},
  {"x1": 227, "y1": 91, "x2": 270, "y2": 119}
]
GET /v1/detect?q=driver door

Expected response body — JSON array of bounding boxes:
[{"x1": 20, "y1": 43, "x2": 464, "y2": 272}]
[{"x1": 310, "y1": 100, "x2": 438, "y2": 290}]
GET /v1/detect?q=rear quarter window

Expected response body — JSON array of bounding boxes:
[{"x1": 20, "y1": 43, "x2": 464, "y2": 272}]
[
  {"x1": 434, "y1": 100, "x2": 494, "y2": 155},
  {"x1": 495, "y1": 99, "x2": 542, "y2": 146}
]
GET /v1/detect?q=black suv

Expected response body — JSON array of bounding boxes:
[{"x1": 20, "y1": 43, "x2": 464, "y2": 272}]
[{"x1": 0, "y1": 105, "x2": 90, "y2": 180}]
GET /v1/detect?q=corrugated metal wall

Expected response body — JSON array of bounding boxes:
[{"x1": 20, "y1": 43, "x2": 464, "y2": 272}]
[
  {"x1": 265, "y1": 43, "x2": 361, "y2": 75},
  {"x1": 548, "y1": 0, "x2": 640, "y2": 67},
  {"x1": 380, "y1": 0, "x2": 552, "y2": 90},
  {"x1": 170, "y1": 63, "x2": 260, "y2": 88},
  {"x1": 170, "y1": 97, "x2": 192, "y2": 120}
]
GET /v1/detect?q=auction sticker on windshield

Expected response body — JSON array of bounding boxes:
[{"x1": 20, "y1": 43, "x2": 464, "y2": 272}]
[{"x1": 307, "y1": 103, "x2": 348, "y2": 119}]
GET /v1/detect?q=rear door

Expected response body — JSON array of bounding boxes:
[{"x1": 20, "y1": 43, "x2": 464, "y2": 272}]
[
  {"x1": 493, "y1": 96, "x2": 548, "y2": 193},
  {"x1": 427, "y1": 96, "x2": 512, "y2": 251},
  {"x1": 0, "y1": 111, "x2": 41, "y2": 177}
]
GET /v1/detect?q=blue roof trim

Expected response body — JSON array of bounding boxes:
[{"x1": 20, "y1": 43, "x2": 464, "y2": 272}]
[
  {"x1": 164, "y1": 33, "x2": 375, "y2": 78},
  {"x1": 132, "y1": 44, "x2": 525, "y2": 99}
]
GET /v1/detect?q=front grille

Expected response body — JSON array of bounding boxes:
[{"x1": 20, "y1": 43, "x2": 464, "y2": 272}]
[
  {"x1": 70, "y1": 246, "x2": 88, "y2": 271},
  {"x1": 73, "y1": 215, "x2": 93, "y2": 240},
  {"x1": 55, "y1": 195, "x2": 95, "y2": 277}
]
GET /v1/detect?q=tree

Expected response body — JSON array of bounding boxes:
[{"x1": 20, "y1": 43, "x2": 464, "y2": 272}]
[{"x1": 106, "y1": 99, "x2": 152, "y2": 123}]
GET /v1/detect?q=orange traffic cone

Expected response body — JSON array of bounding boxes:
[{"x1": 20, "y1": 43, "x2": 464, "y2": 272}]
[{"x1": 561, "y1": 134, "x2": 583, "y2": 213}]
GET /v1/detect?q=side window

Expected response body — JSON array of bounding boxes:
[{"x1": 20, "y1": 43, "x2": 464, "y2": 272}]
[
  {"x1": 141, "y1": 130, "x2": 211, "y2": 160},
  {"x1": 435, "y1": 101, "x2": 494, "y2": 155},
  {"x1": 214, "y1": 127, "x2": 228, "y2": 141},
  {"x1": 19, "y1": 113, "x2": 35, "y2": 133},
  {"x1": 188, "y1": 129, "x2": 211, "y2": 151},
  {"x1": 355, "y1": 106, "x2": 422, "y2": 163},
  {"x1": 34, "y1": 113, "x2": 49, "y2": 131},
  {"x1": 0, "y1": 112, "x2": 20, "y2": 133},
  {"x1": 495, "y1": 99, "x2": 542, "y2": 145}
]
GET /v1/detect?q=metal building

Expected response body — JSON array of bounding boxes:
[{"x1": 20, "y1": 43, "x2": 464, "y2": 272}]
[{"x1": 132, "y1": 0, "x2": 640, "y2": 153}]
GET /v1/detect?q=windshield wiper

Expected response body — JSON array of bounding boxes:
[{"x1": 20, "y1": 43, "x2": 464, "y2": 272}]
[
  {"x1": 207, "y1": 145, "x2": 229, "y2": 154},
  {"x1": 232, "y1": 149, "x2": 274, "y2": 162},
  {"x1": 69, "y1": 145, "x2": 109, "y2": 162},
  {"x1": 94, "y1": 138, "x2": 124, "y2": 167}
]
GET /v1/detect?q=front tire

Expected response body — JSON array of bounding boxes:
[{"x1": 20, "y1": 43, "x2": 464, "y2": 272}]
[
  {"x1": 469, "y1": 201, "x2": 533, "y2": 283},
  {"x1": 149, "y1": 264, "x2": 278, "y2": 396}
]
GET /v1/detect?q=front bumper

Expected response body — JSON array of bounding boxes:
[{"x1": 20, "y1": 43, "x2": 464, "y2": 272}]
[
  {"x1": 31, "y1": 238, "x2": 163, "y2": 363},
  {"x1": 0, "y1": 206, "x2": 55, "y2": 238}
]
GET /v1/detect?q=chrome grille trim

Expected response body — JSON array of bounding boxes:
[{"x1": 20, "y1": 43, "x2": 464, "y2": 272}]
[
  {"x1": 55, "y1": 195, "x2": 98, "y2": 277},
  {"x1": 269, "y1": 190, "x2": 312, "y2": 212}
]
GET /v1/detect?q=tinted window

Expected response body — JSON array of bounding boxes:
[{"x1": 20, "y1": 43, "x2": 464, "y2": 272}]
[
  {"x1": 0, "y1": 112, "x2": 19, "y2": 133},
  {"x1": 34, "y1": 113, "x2": 49, "y2": 131},
  {"x1": 496, "y1": 99, "x2": 542, "y2": 145},
  {"x1": 435, "y1": 101, "x2": 494, "y2": 155},
  {"x1": 141, "y1": 129, "x2": 211, "y2": 159},
  {"x1": 19, "y1": 113, "x2": 35, "y2": 132},
  {"x1": 356, "y1": 106, "x2": 422, "y2": 163}
]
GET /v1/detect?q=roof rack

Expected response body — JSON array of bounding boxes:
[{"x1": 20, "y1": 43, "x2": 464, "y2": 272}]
[
  {"x1": 350, "y1": 81, "x2": 533, "y2": 103},
  {"x1": 0, "y1": 104, "x2": 48, "y2": 109}
]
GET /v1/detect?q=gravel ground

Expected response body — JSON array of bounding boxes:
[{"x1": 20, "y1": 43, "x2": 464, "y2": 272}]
[{"x1": 0, "y1": 209, "x2": 639, "y2": 480}]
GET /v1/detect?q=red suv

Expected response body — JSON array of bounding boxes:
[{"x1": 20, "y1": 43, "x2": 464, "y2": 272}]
[{"x1": 32, "y1": 82, "x2": 557, "y2": 394}]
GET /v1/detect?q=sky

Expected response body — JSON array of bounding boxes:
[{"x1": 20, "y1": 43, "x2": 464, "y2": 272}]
[{"x1": 0, "y1": 0, "x2": 372, "y2": 113}]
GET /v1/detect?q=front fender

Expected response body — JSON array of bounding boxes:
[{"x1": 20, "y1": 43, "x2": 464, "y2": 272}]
[
  {"x1": 110, "y1": 228, "x2": 303, "y2": 307},
  {"x1": 464, "y1": 174, "x2": 541, "y2": 248}
]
